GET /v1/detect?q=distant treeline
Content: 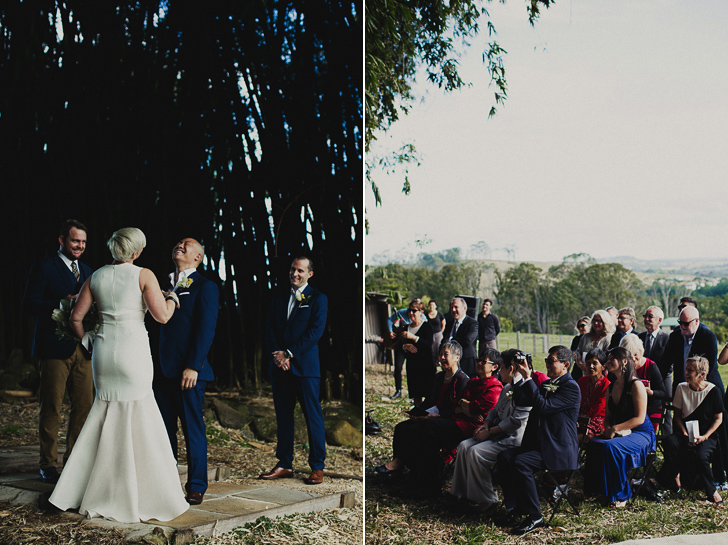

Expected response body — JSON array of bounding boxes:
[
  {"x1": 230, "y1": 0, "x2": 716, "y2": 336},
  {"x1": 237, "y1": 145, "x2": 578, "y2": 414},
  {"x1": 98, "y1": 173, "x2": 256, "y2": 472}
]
[{"x1": 366, "y1": 256, "x2": 728, "y2": 342}]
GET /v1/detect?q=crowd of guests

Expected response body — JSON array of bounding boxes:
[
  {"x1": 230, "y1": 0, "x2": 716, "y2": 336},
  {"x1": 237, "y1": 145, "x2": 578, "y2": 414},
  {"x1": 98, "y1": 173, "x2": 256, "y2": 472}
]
[{"x1": 376, "y1": 296, "x2": 728, "y2": 535}]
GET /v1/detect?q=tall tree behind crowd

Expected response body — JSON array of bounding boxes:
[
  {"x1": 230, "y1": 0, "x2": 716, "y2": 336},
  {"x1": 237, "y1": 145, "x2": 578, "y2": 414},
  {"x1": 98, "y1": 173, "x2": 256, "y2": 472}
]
[{"x1": 0, "y1": 2, "x2": 363, "y2": 401}]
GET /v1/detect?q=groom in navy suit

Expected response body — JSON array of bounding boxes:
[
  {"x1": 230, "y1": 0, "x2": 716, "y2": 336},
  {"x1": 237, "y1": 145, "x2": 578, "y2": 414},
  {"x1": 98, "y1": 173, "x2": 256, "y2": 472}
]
[
  {"x1": 496, "y1": 346, "x2": 580, "y2": 535},
  {"x1": 24, "y1": 219, "x2": 94, "y2": 483},
  {"x1": 261, "y1": 256, "x2": 328, "y2": 485},
  {"x1": 154, "y1": 238, "x2": 219, "y2": 505}
]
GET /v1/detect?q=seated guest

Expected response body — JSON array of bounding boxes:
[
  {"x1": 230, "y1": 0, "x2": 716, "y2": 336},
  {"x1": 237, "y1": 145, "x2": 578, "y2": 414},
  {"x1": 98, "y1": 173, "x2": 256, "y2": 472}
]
[
  {"x1": 450, "y1": 351, "x2": 532, "y2": 512},
  {"x1": 577, "y1": 310, "x2": 615, "y2": 356},
  {"x1": 495, "y1": 346, "x2": 580, "y2": 535},
  {"x1": 375, "y1": 341, "x2": 499, "y2": 491},
  {"x1": 578, "y1": 348, "x2": 610, "y2": 439},
  {"x1": 400, "y1": 299, "x2": 436, "y2": 407},
  {"x1": 620, "y1": 333, "x2": 666, "y2": 431},
  {"x1": 657, "y1": 356, "x2": 724, "y2": 504},
  {"x1": 500, "y1": 349, "x2": 547, "y2": 387},
  {"x1": 585, "y1": 347, "x2": 656, "y2": 506}
]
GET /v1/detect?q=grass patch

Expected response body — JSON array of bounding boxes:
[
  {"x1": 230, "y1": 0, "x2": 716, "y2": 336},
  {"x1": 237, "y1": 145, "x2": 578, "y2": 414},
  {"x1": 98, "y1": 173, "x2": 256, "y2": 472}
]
[{"x1": 1, "y1": 425, "x2": 22, "y2": 436}]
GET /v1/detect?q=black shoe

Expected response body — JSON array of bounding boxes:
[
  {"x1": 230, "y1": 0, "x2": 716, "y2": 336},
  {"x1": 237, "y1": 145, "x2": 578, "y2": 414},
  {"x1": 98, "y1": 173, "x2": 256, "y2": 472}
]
[
  {"x1": 492, "y1": 510, "x2": 521, "y2": 527},
  {"x1": 513, "y1": 516, "x2": 546, "y2": 535},
  {"x1": 389, "y1": 390, "x2": 402, "y2": 400},
  {"x1": 374, "y1": 464, "x2": 402, "y2": 476},
  {"x1": 39, "y1": 467, "x2": 60, "y2": 484}
]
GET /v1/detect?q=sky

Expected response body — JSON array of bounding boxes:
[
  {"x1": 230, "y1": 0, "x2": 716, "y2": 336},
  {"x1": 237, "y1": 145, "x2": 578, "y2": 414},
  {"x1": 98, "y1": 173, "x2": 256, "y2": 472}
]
[{"x1": 365, "y1": 0, "x2": 728, "y2": 265}]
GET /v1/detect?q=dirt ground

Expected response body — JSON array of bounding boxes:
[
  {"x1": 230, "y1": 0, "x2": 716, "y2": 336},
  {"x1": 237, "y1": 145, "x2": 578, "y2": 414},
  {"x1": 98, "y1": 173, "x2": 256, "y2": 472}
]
[{"x1": 0, "y1": 393, "x2": 363, "y2": 544}]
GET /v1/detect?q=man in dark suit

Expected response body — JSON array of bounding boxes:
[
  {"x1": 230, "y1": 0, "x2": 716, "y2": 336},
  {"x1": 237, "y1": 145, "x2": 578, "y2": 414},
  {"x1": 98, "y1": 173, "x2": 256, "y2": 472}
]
[
  {"x1": 639, "y1": 306, "x2": 669, "y2": 364},
  {"x1": 24, "y1": 219, "x2": 94, "y2": 483},
  {"x1": 609, "y1": 307, "x2": 638, "y2": 349},
  {"x1": 261, "y1": 256, "x2": 328, "y2": 485},
  {"x1": 154, "y1": 238, "x2": 219, "y2": 505},
  {"x1": 496, "y1": 345, "x2": 580, "y2": 535},
  {"x1": 442, "y1": 297, "x2": 478, "y2": 377},
  {"x1": 660, "y1": 306, "x2": 723, "y2": 395}
]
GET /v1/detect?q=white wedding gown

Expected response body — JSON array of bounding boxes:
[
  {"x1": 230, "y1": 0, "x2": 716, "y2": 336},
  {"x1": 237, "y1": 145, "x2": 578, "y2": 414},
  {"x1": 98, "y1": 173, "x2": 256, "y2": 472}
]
[{"x1": 49, "y1": 263, "x2": 189, "y2": 522}]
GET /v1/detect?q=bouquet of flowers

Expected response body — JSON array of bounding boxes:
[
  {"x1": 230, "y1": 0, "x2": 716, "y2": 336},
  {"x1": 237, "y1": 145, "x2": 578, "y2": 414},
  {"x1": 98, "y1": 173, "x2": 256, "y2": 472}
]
[{"x1": 51, "y1": 299, "x2": 100, "y2": 342}]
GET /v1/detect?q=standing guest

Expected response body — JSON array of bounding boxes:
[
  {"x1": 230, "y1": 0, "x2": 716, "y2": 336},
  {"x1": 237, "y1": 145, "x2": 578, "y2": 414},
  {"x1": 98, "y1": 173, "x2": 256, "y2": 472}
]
[
  {"x1": 154, "y1": 238, "x2": 219, "y2": 504},
  {"x1": 609, "y1": 307, "x2": 639, "y2": 350},
  {"x1": 639, "y1": 306, "x2": 669, "y2": 364},
  {"x1": 450, "y1": 350, "x2": 532, "y2": 512},
  {"x1": 656, "y1": 356, "x2": 724, "y2": 504},
  {"x1": 495, "y1": 346, "x2": 580, "y2": 535},
  {"x1": 400, "y1": 300, "x2": 436, "y2": 407},
  {"x1": 677, "y1": 296, "x2": 698, "y2": 314},
  {"x1": 23, "y1": 219, "x2": 94, "y2": 484},
  {"x1": 387, "y1": 298, "x2": 427, "y2": 400},
  {"x1": 577, "y1": 310, "x2": 615, "y2": 357},
  {"x1": 442, "y1": 298, "x2": 478, "y2": 378},
  {"x1": 661, "y1": 306, "x2": 723, "y2": 396},
  {"x1": 620, "y1": 334, "x2": 666, "y2": 431},
  {"x1": 571, "y1": 316, "x2": 591, "y2": 351},
  {"x1": 426, "y1": 300, "x2": 446, "y2": 368},
  {"x1": 585, "y1": 347, "x2": 656, "y2": 506},
  {"x1": 261, "y1": 256, "x2": 328, "y2": 485},
  {"x1": 478, "y1": 299, "x2": 501, "y2": 353},
  {"x1": 578, "y1": 348, "x2": 610, "y2": 439}
]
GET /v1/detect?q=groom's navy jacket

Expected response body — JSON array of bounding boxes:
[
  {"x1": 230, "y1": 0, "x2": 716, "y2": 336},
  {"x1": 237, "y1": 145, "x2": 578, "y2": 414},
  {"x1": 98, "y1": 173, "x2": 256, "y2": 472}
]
[
  {"x1": 265, "y1": 284, "x2": 328, "y2": 377},
  {"x1": 24, "y1": 254, "x2": 92, "y2": 359},
  {"x1": 158, "y1": 270, "x2": 218, "y2": 381}
]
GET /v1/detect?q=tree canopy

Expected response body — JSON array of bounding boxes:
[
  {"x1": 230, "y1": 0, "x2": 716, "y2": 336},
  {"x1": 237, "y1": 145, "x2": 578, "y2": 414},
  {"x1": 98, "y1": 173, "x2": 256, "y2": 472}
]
[{"x1": 1, "y1": 1, "x2": 362, "y2": 401}]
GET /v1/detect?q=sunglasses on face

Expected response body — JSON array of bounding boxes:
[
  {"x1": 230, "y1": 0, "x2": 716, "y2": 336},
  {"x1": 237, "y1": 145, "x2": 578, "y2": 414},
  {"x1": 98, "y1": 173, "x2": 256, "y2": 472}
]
[{"x1": 678, "y1": 319, "x2": 696, "y2": 327}]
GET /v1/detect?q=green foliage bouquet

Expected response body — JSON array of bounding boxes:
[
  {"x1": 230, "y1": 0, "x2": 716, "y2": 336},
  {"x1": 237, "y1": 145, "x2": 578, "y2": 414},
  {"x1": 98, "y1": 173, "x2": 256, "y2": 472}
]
[{"x1": 51, "y1": 299, "x2": 100, "y2": 342}]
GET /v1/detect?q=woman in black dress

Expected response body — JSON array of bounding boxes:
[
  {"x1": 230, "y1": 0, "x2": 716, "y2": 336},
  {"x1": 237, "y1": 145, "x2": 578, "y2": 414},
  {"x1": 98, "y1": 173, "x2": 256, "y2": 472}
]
[{"x1": 400, "y1": 299, "x2": 435, "y2": 407}]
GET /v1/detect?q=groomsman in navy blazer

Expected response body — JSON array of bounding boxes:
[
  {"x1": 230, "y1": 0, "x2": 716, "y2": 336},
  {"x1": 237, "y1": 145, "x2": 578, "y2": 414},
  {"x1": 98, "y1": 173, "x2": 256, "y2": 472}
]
[
  {"x1": 24, "y1": 219, "x2": 94, "y2": 483},
  {"x1": 154, "y1": 238, "x2": 219, "y2": 505},
  {"x1": 496, "y1": 346, "x2": 580, "y2": 535},
  {"x1": 261, "y1": 256, "x2": 328, "y2": 485}
]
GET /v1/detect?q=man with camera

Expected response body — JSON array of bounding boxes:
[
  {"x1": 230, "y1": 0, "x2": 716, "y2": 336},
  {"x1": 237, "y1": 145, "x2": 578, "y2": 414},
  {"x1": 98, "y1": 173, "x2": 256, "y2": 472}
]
[{"x1": 495, "y1": 346, "x2": 580, "y2": 535}]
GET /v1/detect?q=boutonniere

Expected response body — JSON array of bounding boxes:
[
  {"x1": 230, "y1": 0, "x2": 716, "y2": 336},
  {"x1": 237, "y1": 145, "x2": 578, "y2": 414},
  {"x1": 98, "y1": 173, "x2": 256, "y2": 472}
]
[
  {"x1": 506, "y1": 390, "x2": 514, "y2": 400},
  {"x1": 176, "y1": 277, "x2": 193, "y2": 289},
  {"x1": 543, "y1": 383, "x2": 559, "y2": 393},
  {"x1": 295, "y1": 292, "x2": 311, "y2": 307}
]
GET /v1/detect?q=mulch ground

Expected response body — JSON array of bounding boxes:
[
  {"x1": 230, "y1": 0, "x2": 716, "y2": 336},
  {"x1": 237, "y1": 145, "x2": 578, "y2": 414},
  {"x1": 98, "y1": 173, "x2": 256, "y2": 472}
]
[{"x1": 0, "y1": 392, "x2": 362, "y2": 544}]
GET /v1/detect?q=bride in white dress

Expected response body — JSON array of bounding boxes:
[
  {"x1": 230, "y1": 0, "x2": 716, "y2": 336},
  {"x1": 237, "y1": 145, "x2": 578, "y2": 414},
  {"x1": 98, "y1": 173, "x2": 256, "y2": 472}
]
[{"x1": 49, "y1": 227, "x2": 189, "y2": 522}]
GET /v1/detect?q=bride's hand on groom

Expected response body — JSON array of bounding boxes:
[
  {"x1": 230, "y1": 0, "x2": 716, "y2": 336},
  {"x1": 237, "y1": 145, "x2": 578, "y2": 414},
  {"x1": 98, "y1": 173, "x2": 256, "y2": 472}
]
[{"x1": 181, "y1": 368, "x2": 198, "y2": 390}]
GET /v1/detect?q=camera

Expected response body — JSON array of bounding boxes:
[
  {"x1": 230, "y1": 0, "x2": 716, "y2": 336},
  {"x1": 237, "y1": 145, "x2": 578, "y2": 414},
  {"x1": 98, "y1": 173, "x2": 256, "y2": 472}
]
[{"x1": 514, "y1": 352, "x2": 533, "y2": 370}]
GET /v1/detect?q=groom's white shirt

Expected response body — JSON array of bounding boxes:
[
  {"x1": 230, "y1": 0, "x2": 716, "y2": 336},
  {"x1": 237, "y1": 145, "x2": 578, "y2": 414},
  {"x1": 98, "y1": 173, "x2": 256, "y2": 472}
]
[{"x1": 170, "y1": 268, "x2": 197, "y2": 292}]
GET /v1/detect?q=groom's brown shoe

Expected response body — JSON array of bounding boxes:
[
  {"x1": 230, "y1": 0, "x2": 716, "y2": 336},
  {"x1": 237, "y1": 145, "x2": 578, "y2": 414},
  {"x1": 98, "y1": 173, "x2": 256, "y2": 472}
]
[
  {"x1": 186, "y1": 491, "x2": 204, "y2": 505},
  {"x1": 305, "y1": 470, "x2": 324, "y2": 485},
  {"x1": 259, "y1": 466, "x2": 293, "y2": 480}
]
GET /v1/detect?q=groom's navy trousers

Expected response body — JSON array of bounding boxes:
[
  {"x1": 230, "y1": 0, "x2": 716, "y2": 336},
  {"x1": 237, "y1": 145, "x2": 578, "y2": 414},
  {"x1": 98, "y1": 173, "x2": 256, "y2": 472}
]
[{"x1": 154, "y1": 270, "x2": 218, "y2": 494}]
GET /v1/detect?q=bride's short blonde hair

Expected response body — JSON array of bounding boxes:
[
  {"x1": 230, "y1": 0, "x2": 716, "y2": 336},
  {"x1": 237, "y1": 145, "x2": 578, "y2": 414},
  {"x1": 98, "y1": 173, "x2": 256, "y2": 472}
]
[{"x1": 108, "y1": 227, "x2": 146, "y2": 261}]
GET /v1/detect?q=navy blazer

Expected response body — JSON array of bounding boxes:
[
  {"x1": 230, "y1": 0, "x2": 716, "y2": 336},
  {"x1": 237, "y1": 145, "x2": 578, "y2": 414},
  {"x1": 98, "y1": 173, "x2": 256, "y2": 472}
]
[
  {"x1": 661, "y1": 323, "x2": 723, "y2": 394},
  {"x1": 638, "y1": 330, "x2": 669, "y2": 364},
  {"x1": 265, "y1": 284, "x2": 328, "y2": 378},
  {"x1": 158, "y1": 271, "x2": 219, "y2": 382},
  {"x1": 24, "y1": 254, "x2": 92, "y2": 359},
  {"x1": 515, "y1": 372, "x2": 581, "y2": 471},
  {"x1": 442, "y1": 315, "x2": 478, "y2": 361}
]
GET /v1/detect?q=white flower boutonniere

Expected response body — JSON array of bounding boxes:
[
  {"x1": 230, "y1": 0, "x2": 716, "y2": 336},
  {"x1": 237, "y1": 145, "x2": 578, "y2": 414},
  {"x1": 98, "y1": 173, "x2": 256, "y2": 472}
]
[
  {"x1": 506, "y1": 390, "x2": 514, "y2": 400},
  {"x1": 295, "y1": 292, "x2": 311, "y2": 307},
  {"x1": 543, "y1": 383, "x2": 559, "y2": 393},
  {"x1": 176, "y1": 277, "x2": 194, "y2": 289}
]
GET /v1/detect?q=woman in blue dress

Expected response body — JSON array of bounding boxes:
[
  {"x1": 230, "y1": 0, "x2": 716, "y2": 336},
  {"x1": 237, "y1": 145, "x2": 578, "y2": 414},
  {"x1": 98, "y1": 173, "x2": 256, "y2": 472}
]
[{"x1": 585, "y1": 346, "x2": 656, "y2": 506}]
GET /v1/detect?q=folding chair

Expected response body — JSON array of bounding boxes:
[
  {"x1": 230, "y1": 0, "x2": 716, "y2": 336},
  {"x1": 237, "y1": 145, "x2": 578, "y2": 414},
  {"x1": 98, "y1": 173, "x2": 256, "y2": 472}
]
[
  {"x1": 628, "y1": 408, "x2": 665, "y2": 505},
  {"x1": 543, "y1": 418, "x2": 589, "y2": 524}
]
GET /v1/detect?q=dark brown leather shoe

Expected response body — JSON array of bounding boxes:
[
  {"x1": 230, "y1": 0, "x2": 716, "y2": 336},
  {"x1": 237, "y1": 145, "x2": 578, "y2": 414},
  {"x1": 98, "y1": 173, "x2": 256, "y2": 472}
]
[
  {"x1": 259, "y1": 466, "x2": 294, "y2": 480},
  {"x1": 305, "y1": 469, "x2": 324, "y2": 485},
  {"x1": 186, "y1": 490, "x2": 204, "y2": 505}
]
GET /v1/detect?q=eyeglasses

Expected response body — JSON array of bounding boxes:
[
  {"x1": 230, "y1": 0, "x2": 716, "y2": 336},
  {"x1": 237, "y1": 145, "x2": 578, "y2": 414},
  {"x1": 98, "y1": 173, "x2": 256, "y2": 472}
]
[
  {"x1": 477, "y1": 360, "x2": 495, "y2": 365},
  {"x1": 678, "y1": 318, "x2": 696, "y2": 327},
  {"x1": 407, "y1": 308, "x2": 418, "y2": 313},
  {"x1": 643, "y1": 314, "x2": 655, "y2": 319},
  {"x1": 544, "y1": 358, "x2": 561, "y2": 364}
]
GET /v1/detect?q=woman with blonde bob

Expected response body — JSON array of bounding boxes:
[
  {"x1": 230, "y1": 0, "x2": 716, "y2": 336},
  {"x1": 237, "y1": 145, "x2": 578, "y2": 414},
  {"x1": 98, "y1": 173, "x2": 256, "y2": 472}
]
[
  {"x1": 577, "y1": 310, "x2": 616, "y2": 355},
  {"x1": 50, "y1": 227, "x2": 188, "y2": 522}
]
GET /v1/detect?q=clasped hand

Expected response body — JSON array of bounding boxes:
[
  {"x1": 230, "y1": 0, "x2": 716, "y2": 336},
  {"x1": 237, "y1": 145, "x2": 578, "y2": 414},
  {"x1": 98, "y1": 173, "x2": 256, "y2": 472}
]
[
  {"x1": 272, "y1": 350, "x2": 291, "y2": 371},
  {"x1": 474, "y1": 424, "x2": 490, "y2": 442}
]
